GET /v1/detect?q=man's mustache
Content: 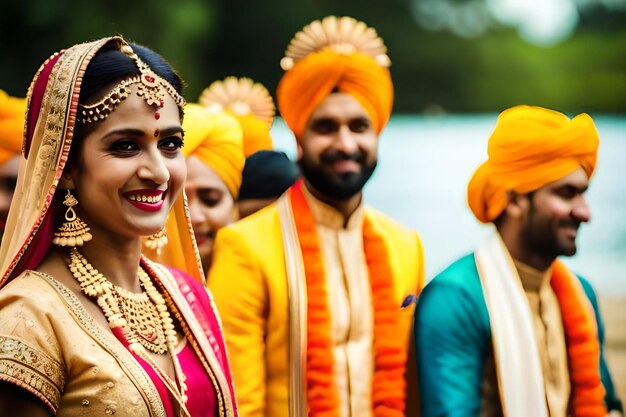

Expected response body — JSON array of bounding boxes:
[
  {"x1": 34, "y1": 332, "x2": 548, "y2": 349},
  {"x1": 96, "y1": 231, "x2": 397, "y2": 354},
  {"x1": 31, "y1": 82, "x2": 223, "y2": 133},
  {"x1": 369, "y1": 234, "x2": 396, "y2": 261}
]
[
  {"x1": 320, "y1": 151, "x2": 365, "y2": 164},
  {"x1": 561, "y1": 219, "x2": 581, "y2": 229}
]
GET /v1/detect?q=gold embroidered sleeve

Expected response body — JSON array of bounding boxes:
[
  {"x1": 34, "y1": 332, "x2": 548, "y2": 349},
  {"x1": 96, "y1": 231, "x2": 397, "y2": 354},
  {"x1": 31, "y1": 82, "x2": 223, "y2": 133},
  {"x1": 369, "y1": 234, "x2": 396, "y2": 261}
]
[
  {"x1": 0, "y1": 273, "x2": 68, "y2": 413},
  {"x1": 0, "y1": 335, "x2": 66, "y2": 412}
]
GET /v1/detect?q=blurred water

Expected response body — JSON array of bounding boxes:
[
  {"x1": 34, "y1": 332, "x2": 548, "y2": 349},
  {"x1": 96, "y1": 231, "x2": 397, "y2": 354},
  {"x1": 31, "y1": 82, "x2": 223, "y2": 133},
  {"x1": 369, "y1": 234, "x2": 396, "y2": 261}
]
[{"x1": 271, "y1": 114, "x2": 626, "y2": 296}]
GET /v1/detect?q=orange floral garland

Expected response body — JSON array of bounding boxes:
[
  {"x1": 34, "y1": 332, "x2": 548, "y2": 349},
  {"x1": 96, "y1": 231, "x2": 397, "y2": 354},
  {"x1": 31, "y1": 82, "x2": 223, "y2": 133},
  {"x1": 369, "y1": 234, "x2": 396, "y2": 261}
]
[
  {"x1": 289, "y1": 180, "x2": 406, "y2": 417},
  {"x1": 550, "y1": 260, "x2": 605, "y2": 417}
]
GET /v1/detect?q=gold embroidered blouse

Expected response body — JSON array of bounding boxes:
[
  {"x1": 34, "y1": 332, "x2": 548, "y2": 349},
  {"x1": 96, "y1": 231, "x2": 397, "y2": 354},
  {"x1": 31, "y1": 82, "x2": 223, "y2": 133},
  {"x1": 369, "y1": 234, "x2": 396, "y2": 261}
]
[{"x1": 0, "y1": 271, "x2": 167, "y2": 416}]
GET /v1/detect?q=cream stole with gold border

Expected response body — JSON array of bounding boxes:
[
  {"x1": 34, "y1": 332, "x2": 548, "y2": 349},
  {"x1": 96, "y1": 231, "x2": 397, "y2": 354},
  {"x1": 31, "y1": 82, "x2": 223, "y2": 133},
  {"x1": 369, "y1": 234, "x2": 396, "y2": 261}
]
[
  {"x1": 475, "y1": 232, "x2": 549, "y2": 417},
  {"x1": 276, "y1": 194, "x2": 308, "y2": 416}
]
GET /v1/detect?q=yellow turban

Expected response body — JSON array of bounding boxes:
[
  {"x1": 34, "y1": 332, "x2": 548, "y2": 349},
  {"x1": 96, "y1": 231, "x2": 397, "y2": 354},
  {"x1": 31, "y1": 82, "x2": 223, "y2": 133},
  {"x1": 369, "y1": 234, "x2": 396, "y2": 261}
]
[
  {"x1": 236, "y1": 113, "x2": 273, "y2": 157},
  {"x1": 468, "y1": 105, "x2": 599, "y2": 223},
  {"x1": 199, "y1": 77, "x2": 275, "y2": 157},
  {"x1": 0, "y1": 90, "x2": 26, "y2": 165},
  {"x1": 182, "y1": 103, "x2": 245, "y2": 198},
  {"x1": 277, "y1": 49, "x2": 393, "y2": 139}
]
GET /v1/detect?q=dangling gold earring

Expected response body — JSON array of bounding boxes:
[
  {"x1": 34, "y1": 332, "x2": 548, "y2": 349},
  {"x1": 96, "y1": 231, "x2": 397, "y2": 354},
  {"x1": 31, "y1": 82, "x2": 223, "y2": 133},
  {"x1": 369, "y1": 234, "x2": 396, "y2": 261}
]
[
  {"x1": 53, "y1": 190, "x2": 93, "y2": 247},
  {"x1": 144, "y1": 228, "x2": 168, "y2": 255}
]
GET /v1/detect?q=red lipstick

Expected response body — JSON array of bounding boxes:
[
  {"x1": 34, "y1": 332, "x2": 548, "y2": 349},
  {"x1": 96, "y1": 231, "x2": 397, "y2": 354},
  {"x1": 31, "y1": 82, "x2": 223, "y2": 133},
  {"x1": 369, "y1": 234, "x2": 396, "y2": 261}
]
[{"x1": 123, "y1": 189, "x2": 166, "y2": 212}]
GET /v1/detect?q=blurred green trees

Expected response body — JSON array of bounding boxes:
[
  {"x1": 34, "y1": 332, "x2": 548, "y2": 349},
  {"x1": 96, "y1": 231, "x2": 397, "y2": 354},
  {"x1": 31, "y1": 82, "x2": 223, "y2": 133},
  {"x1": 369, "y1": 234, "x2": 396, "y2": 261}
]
[{"x1": 1, "y1": 0, "x2": 624, "y2": 114}]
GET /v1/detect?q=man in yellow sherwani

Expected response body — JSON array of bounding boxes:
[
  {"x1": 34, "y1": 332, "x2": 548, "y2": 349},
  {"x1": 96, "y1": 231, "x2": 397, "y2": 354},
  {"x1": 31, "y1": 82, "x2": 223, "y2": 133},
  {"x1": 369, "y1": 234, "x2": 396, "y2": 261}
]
[{"x1": 208, "y1": 16, "x2": 425, "y2": 417}]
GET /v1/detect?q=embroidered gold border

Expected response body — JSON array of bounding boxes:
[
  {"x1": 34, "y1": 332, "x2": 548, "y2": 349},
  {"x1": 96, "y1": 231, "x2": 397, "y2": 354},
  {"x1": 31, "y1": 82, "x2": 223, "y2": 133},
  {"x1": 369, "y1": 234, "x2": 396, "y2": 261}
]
[
  {"x1": 149, "y1": 262, "x2": 236, "y2": 417},
  {"x1": 1, "y1": 38, "x2": 121, "y2": 287},
  {"x1": 0, "y1": 335, "x2": 66, "y2": 412},
  {"x1": 277, "y1": 194, "x2": 308, "y2": 417}
]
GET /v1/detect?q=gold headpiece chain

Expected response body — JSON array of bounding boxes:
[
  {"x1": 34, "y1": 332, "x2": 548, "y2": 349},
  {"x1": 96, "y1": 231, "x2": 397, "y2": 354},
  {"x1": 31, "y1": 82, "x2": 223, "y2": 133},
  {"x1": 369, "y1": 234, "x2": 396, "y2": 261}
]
[{"x1": 77, "y1": 44, "x2": 186, "y2": 124}]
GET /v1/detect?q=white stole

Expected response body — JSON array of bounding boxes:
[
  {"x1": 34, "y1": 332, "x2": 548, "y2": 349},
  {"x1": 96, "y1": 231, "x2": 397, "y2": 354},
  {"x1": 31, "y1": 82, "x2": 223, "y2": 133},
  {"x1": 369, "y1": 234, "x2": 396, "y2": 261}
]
[{"x1": 474, "y1": 232, "x2": 549, "y2": 417}]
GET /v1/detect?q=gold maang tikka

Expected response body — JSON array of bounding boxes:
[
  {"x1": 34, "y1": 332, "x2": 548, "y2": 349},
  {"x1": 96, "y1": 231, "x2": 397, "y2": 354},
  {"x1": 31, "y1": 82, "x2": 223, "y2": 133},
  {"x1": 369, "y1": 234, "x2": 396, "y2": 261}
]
[{"x1": 77, "y1": 44, "x2": 186, "y2": 124}]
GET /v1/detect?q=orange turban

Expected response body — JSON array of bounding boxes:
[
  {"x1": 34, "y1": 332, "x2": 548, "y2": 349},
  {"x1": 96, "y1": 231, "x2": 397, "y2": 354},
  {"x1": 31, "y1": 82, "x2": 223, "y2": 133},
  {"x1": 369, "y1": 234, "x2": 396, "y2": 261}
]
[
  {"x1": 277, "y1": 49, "x2": 393, "y2": 139},
  {"x1": 182, "y1": 103, "x2": 245, "y2": 198},
  {"x1": 0, "y1": 90, "x2": 26, "y2": 165},
  {"x1": 468, "y1": 105, "x2": 599, "y2": 223}
]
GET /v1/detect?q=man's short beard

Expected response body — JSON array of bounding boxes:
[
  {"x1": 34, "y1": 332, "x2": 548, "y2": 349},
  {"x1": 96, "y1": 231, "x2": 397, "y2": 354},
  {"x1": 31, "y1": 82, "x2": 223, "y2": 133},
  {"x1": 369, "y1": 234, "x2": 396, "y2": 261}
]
[
  {"x1": 298, "y1": 152, "x2": 377, "y2": 200},
  {"x1": 522, "y1": 196, "x2": 579, "y2": 259}
]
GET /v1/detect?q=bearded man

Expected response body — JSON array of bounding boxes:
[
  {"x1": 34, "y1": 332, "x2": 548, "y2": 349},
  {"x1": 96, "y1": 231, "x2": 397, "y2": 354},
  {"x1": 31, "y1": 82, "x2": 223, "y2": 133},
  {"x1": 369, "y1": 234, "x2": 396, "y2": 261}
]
[
  {"x1": 208, "y1": 16, "x2": 425, "y2": 417},
  {"x1": 414, "y1": 105, "x2": 623, "y2": 417}
]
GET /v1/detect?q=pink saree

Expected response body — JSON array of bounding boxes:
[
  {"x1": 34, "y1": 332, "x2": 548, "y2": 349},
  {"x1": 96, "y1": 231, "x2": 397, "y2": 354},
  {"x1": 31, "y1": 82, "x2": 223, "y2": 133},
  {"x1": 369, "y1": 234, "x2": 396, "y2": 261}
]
[{"x1": 114, "y1": 263, "x2": 233, "y2": 417}]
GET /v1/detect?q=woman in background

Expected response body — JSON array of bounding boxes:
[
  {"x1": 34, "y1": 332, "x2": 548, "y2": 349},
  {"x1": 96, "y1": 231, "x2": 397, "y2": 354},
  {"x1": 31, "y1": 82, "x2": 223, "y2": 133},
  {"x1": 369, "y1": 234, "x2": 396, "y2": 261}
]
[
  {"x1": 181, "y1": 103, "x2": 244, "y2": 273},
  {"x1": 183, "y1": 77, "x2": 285, "y2": 272}
]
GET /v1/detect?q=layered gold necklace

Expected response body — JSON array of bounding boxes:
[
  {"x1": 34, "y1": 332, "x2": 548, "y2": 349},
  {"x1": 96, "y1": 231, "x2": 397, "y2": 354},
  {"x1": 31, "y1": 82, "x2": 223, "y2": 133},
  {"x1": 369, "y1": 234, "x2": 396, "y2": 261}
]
[
  {"x1": 65, "y1": 247, "x2": 191, "y2": 416},
  {"x1": 66, "y1": 247, "x2": 176, "y2": 353}
]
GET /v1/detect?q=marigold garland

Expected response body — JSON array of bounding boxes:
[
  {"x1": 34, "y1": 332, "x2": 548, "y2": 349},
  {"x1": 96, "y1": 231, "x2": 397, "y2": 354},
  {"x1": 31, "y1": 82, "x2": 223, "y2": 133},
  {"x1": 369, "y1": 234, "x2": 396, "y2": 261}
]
[
  {"x1": 550, "y1": 260, "x2": 605, "y2": 417},
  {"x1": 289, "y1": 180, "x2": 406, "y2": 416}
]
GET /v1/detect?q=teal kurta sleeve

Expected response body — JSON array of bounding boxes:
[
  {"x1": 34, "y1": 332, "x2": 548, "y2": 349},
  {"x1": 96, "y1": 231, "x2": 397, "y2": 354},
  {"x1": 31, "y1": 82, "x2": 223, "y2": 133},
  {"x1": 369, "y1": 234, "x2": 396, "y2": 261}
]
[{"x1": 414, "y1": 254, "x2": 492, "y2": 417}]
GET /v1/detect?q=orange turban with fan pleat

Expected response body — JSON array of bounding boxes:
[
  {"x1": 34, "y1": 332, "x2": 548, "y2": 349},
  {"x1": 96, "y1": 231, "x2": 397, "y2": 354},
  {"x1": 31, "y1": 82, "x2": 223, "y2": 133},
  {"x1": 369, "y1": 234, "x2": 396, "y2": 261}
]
[
  {"x1": 277, "y1": 49, "x2": 393, "y2": 139},
  {"x1": 182, "y1": 103, "x2": 245, "y2": 198},
  {"x1": 468, "y1": 105, "x2": 599, "y2": 223},
  {"x1": 0, "y1": 90, "x2": 26, "y2": 164}
]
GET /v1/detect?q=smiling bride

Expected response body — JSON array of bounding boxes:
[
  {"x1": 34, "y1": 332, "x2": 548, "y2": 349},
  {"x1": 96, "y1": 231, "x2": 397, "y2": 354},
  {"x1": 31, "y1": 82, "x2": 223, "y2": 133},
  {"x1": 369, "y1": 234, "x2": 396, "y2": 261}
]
[{"x1": 0, "y1": 36, "x2": 238, "y2": 417}]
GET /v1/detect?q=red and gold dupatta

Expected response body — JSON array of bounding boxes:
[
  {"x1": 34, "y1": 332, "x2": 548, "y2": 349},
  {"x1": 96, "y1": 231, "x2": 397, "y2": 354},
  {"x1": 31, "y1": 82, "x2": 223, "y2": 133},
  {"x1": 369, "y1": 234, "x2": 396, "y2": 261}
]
[{"x1": 0, "y1": 36, "x2": 237, "y2": 417}]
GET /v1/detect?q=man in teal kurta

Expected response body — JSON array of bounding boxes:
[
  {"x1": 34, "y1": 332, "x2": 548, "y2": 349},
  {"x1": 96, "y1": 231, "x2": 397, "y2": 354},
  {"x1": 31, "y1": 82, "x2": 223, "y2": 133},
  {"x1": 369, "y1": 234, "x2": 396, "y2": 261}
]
[
  {"x1": 415, "y1": 255, "x2": 622, "y2": 416},
  {"x1": 414, "y1": 105, "x2": 622, "y2": 417}
]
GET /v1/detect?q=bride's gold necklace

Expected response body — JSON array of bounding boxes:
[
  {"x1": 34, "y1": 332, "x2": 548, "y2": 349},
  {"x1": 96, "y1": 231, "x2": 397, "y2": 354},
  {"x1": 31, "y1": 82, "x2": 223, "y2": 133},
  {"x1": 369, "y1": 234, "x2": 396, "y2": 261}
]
[
  {"x1": 66, "y1": 247, "x2": 191, "y2": 416},
  {"x1": 66, "y1": 247, "x2": 177, "y2": 353}
]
